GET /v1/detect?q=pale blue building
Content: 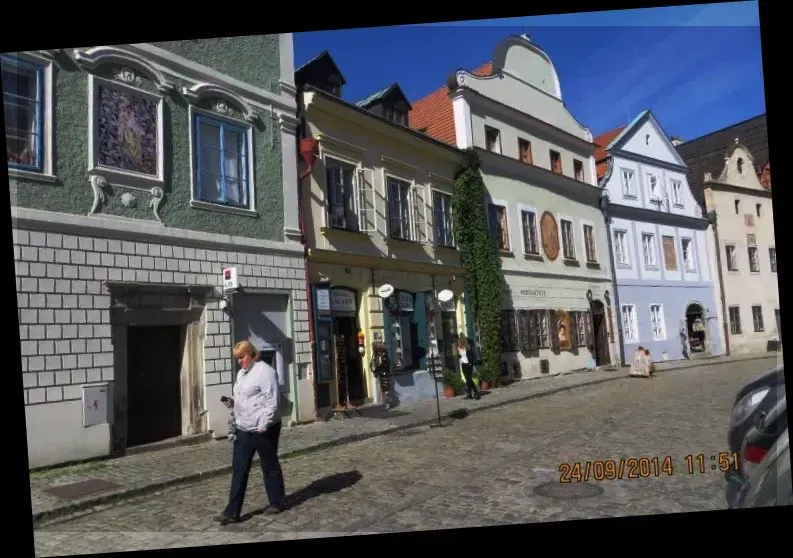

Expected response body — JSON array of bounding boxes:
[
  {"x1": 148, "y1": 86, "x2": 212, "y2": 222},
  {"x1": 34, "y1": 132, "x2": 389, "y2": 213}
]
[{"x1": 595, "y1": 110, "x2": 723, "y2": 363}]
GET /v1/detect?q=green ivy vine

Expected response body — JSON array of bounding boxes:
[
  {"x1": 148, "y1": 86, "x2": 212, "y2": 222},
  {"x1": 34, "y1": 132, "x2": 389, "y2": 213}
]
[{"x1": 452, "y1": 148, "x2": 503, "y2": 385}]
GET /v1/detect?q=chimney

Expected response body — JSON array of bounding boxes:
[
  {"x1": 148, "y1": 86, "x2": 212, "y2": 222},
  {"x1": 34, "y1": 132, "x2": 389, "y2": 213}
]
[{"x1": 670, "y1": 136, "x2": 684, "y2": 146}]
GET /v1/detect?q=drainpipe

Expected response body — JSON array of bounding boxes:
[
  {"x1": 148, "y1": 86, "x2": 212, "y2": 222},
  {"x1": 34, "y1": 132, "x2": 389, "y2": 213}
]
[
  {"x1": 295, "y1": 87, "x2": 321, "y2": 420},
  {"x1": 708, "y1": 210, "x2": 731, "y2": 356},
  {"x1": 599, "y1": 175, "x2": 626, "y2": 368}
]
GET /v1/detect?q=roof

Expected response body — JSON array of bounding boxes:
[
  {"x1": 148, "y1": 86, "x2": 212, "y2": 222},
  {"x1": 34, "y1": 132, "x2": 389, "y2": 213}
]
[
  {"x1": 355, "y1": 82, "x2": 412, "y2": 110},
  {"x1": 675, "y1": 113, "x2": 768, "y2": 210},
  {"x1": 294, "y1": 50, "x2": 347, "y2": 87},
  {"x1": 592, "y1": 125, "x2": 626, "y2": 179},
  {"x1": 409, "y1": 61, "x2": 494, "y2": 145}
]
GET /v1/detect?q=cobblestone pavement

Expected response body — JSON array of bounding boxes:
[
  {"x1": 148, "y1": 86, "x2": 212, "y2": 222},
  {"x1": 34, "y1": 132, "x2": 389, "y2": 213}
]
[{"x1": 32, "y1": 357, "x2": 781, "y2": 555}]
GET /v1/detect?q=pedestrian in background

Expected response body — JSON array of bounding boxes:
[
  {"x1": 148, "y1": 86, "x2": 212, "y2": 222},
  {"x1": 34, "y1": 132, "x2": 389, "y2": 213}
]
[
  {"x1": 215, "y1": 340, "x2": 287, "y2": 525},
  {"x1": 457, "y1": 333, "x2": 481, "y2": 400}
]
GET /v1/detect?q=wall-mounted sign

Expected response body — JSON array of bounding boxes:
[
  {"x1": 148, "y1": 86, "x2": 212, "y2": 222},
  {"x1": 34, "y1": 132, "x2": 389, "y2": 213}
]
[
  {"x1": 315, "y1": 287, "x2": 331, "y2": 313},
  {"x1": 397, "y1": 291, "x2": 414, "y2": 312},
  {"x1": 540, "y1": 211, "x2": 560, "y2": 262},
  {"x1": 503, "y1": 287, "x2": 547, "y2": 298},
  {"x1": 331, "y1": 288, "x2": 356, "y2": 316},
  {"x1": 378, "y1": 284, "x2": 395, "y2": 298},
  {"x1": 223, "y1": 267, "x2": 239, "y2": 292}
]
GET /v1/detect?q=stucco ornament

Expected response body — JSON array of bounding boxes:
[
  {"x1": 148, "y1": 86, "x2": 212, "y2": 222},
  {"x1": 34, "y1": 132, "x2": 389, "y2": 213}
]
[
  {"x1": 213, "y1": 100, "x2": 234, "y2": 117},
  {"x1": 150, "y1": 187, "x2": 164, "y2": 223},
  {"x1": 120, "y1": 192, "x2": 137, "y2": 207},
  {"x1": 88, "y1": 173, "x2": 165, "y2": 224},
  {"x1": 89, "y1": 174, "x2": 108, "y2": 215},
  {"x1": 114, "y1": 67, "x2": 143, "y2": 88}
]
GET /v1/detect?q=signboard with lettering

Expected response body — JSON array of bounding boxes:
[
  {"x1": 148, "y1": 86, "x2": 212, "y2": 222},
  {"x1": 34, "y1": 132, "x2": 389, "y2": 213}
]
[
  {"x1": 629, "y1": 349, "x2": 652, "y2": 378},
  {"x1": 330, "y1": 288, "x2": 356, "y2": 317},
  {"x1": 397, "y1": 291, "x2": 414, "y2": 312}
]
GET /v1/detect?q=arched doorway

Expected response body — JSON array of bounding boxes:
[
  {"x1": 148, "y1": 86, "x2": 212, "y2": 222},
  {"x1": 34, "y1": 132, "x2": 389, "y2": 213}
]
[
  {"x1": 590, "y1": 300, "x2": 611, "y2": 366},
  {"x1": 685, "y1": 302, "x2": 710, "y2": 357}
]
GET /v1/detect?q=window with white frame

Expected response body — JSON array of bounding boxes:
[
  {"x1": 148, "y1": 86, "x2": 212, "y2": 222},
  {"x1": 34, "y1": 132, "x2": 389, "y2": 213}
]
[
  {"x1": 387, "y1": 176, "x2": 413, "y2": 241},
  {"x1": 2, "y1": 54, "x2": 45, "y2": 172},
  {"x1": 561, "y1": 219, "x2": 575, "y2": 260},
  {"x1": 752, "y1": 305, "x2": 764, "y2": 332},
  {"x1": 614, "y1": 229, "x2": 630, "y2": 265},
  {"x1": 671, "y1": 179, "x2": 683, "y2": 206},
  {"x1": 583, "y1": 223, "x2": 597, "y2": 262},
  {"x1": 725, "y1": 244, "x2": 738, "y2": 271},
  {"x1": 642, "y1": 233, "x2": 657, "y2": 268},
  {"x1": 647, "y1": 173, "x2": 659, "y2": 199},
  {"x1": 747, "y1": 234, "x2": 760, "y2": 272},
  {"x1": 769, "y1": 247, "x2": 777, "y2": 272},
  {"x1": 621, "y1": 304, "x2": 638, "y2": 342},
  {"x1": 620, "y1": 168, "x2": 636, "y2": 197},
  {"x1": 193, "y1": 113, "x2": 251, "y2": 209},
  {"x1": 433, "y1": 190, "x2": 454, "y2": 247},
  {"x1": 729, "y1": 306, "x2": 741, "y2": 335},
  {"x1": 649, "y1": 304, "x2": 666, "y2": 340},
  {"x1": 325, "y1": 157, "x2": 357, "y2": 230},
  {"x1": 488, "y1": 203, "x2": 510, "y2": 251},
  {"x1": 681, "y1": 237, "x2": 696, "y2": 271},
  {"x1": 521, "y1": 209, "x2": 539, "y2": 255}
]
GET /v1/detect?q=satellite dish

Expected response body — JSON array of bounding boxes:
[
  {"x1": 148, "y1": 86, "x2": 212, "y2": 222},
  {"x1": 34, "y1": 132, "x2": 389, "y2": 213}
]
[
  {"x1": 437, "y1": 289, "x2": 454, "y2": 303},
  {"x1": 378, "y1": 284, "x2": 395, "y2": 299}
]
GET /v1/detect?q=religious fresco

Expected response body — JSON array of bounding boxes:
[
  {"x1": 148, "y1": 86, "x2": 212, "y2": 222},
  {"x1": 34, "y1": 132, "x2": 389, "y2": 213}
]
[
  {"x1": 540, "y1": 211, "x2": 560, "y2": 261},
  {"x1": 96, "y1": 85, "x2": 158, "y2": 176},
  {"x1": 554, "y1": 309, "x2": 572, "y2": 351}
]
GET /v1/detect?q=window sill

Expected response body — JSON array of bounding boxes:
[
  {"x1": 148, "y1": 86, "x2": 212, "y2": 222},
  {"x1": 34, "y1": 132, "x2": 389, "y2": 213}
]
[
  {"x1": 673, "y1": 203, "x2": 685, "y2": 209},
  {"x1": 563, "y1": 258, "x2": 580, "y2": 267},
  {"x1": 523, "y1": 253, "x2": 543, "y2": 262},
  {"x1": 435, "y1": 243, "x2": 458, "y2": 251},
  {"x1": 623, "y1": 194, "x2": 638, "y2": 200},
  {"x1": 320, "y1": 226, "x2": 369, "y2": 237},
  {"x1": 499, "y1": 250, "x2": 515, "y2": 257},
  {"x1": 7, "y1": 168, "x2": 58, "y2": 183},
  {"x1": 190, "y1": 200, "x2": 258, "y2": 217},
  {"x1": 616, "y1": 263, "x2": 632, "y2": 269},
  {"x1": 586, "y1": 261, "x2": 601, "y2": 270},
  {"x1": 386, "y1": 236, "x2": 423, "y2": 246},
  {"x1": 645, "y1": 265, "x2": 659, "y2": 271}
]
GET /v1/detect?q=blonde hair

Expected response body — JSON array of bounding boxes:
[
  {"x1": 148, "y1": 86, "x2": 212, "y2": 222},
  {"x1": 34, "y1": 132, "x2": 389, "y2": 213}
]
[{"x1": 233, "y1": 340, "x2": 259, "y2": 361}]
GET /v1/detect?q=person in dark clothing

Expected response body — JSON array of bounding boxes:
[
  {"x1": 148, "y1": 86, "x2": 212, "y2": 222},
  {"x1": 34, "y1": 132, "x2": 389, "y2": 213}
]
[{"x1": 456, "y1": 333, "x2": 480, "y2": 400}]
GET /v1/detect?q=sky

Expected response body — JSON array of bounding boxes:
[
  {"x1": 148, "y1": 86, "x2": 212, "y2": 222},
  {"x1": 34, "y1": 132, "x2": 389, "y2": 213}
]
[{"x1": 293, "y1": 1, "x2": 765, "y2": 141}]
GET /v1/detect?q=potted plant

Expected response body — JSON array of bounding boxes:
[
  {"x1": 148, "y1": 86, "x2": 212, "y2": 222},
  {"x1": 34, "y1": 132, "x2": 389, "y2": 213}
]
[
  {"x1": 442, "y1": 369, "x2": 462, "y2": 398},
  {"x1": 480, "y1": 367, "x2": 497, "y2": 391}
]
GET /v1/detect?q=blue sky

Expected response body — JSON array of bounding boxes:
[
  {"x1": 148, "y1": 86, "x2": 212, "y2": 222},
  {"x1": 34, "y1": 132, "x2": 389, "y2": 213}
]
[{"x1": 293, "y1": 1, "x2": 765, "y2": 141}]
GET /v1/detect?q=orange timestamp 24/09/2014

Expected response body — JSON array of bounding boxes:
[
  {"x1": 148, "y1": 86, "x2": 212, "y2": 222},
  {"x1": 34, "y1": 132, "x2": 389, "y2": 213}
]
[{"x1": 558, "y1": 453, "x2": 740, "y2": 483}]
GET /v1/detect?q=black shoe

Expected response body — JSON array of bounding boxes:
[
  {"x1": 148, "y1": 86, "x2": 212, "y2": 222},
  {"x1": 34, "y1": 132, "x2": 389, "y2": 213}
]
[
  {"x1": 264, "y1": 504, "x2": 287, "y2": 515},
  {"x1": 214, "y1": 513, "x2": 240, "y2": 525},
  {"x1": 474, "y1": 392, "x2": 481, "y2": 400}
]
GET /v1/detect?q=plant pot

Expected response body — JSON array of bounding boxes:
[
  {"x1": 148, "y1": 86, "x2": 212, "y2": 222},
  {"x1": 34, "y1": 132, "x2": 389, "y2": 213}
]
[
  {"x1": 480, "y1": 381, "x2": 490, "y2": 391},
  {"x1": 443, "y1": 386, "x2": 455, "y2": 398}
]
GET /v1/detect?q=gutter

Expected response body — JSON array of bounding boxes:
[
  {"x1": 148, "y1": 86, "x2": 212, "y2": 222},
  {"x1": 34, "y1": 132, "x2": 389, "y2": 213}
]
[{"x1": 707, "y1": 207, "x2": 731, "y2": 356}]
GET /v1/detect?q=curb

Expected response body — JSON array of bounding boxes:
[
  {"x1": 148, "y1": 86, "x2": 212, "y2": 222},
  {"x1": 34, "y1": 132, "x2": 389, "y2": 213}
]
[
  {"x1": 32, "y1": 372, "x2": 623, "y2": 527},
  {"x1": 655, "y1": 353, "x2": 780, "y2": 374}
]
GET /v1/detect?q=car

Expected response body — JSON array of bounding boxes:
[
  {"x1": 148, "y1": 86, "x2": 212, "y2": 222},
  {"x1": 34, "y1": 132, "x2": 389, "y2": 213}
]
[
  {"x1": 724, "y1": 365, "x2": 785, "y2": 507},
  {"x1": 734, "y1": 427, "x2": 791, "y2": 508},
  {"x1": 739, "y1": 396, "x2": 787, "y2": 483}
]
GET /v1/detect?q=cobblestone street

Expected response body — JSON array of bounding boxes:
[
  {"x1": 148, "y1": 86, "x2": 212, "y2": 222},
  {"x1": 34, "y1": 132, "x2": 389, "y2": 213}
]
[{"x1": 33, "y1": 358, "x2": 778, "y2": 555}]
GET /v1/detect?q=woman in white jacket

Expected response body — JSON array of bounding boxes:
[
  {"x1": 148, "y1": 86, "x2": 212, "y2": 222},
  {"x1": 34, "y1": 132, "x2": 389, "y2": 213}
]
[{"x1": 215, "y1": 341, "x2": 287, "y2": 525}]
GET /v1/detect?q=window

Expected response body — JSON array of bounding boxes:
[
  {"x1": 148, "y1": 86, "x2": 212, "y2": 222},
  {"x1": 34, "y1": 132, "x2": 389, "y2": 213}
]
[
  {"x1": 621, "y1": 169, "x2": 636, "y2": 197},
  {"x1": 747, "y1": 234, "x2": 759, "y2": 272},
  {"x1": 488, "y1": 203, "x2": 510, "y2": 251},
  {"x1": 433, "y1": 191, "x2": 454, "y2": 247},
  {"x1": 662, "y1": 235, "x2": 677, "y2": 271},
  {"x1": 387, "y1": 176, "x2": 413, "y2": 241},
  {"x1": 569, "y1": 311, "x2": 591, "y2": 347},
  {"x1": 550, "y1": 150, "x2": 562, "y2": 174},
  {"x1": 574, "y1": 159, "x2": 584, "y2": 181},
  {"x1": 681, "y1": 238, "x2": 696, "y2": 271},
  {"x1": 671, "y1": 179, "x2": 683, "y2": 206},
  {"x1": 642, "y1": 233, "x2": 657, "y2": 268},
  {"x1": 501, "y1": 310, "x2": 519, "y2": 352},
  {"x1": 518, "y1": 138, "x2": 533, "y2": 164},
  {"x1": 752, "y1": 305, "x2": 764, "y2": 332},
  {"x1": 521, "y1": 209, "x2": 539, "y2": 255},
  {"x1": 325, "y1": 157, "x2": 361, "y2": 230},
  {"x1": 729, "y1": 306, "x2": 742, "y2": 335},
  {"x1": 385, "y1": 106, "x2": 407, "y2": 126},
  {"x1": 725, "y1": 244, "x2": 738, "y2": 271},
  {"x1": 485, "y1": 126, "x2": 501, "y2": 153},
  {"x1": 2, "y1": 54, "x2": 44, "y2": 172},
  {"x1": 756, "y1": 203, "x2": 762, "y2": 217},
  {"x1": 650, "y1": 304, "x2": 666, "y2": 340},
  {"x1": 561, "y1": 219, "x2": 575, "y2": 260},
  {"x1": 769, "y1": 247, "x2": 777, "y2": 272},
  {"x1": 517, "y1": 309, "x2": 550, "y2": 350},
  {"x1": 621, "y1": 304, "x2": 638, "y2": 342},
  {"x1": 614, "y1": 230, "x2": 630, "y2": 265},
  {"x1": 745, "y1": 214, "x2": 755, "y2": 227},
  {"x1": 647, "y1": 173, "x2": 659, "y2": 199},
  {"x1": 583, "y1": 224, "x2": 597, "y2": 262},
  {"x1": 193, "y1": 114, "x2": 251, "y2": 208},
  {"x1": 734, "y1": 199, "x2": 740, "y2": 214}
]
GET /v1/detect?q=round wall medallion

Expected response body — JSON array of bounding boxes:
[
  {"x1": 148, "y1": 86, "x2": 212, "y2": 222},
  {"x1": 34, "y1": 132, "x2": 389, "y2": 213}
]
[{"x1": 540, "y1": 211, "x2": 560, "y2": 261}]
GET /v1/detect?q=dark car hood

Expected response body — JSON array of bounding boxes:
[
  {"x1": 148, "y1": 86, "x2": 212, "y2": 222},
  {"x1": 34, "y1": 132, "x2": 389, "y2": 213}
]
[{"x1": 734, "y1": 365, "x2": 785, "y2": 404}]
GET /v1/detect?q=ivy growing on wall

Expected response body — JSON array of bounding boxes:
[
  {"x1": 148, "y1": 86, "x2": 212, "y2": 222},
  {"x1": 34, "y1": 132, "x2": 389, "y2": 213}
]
[{"x1": 452, "y1": 148, "x2": 503, "y2": 384}]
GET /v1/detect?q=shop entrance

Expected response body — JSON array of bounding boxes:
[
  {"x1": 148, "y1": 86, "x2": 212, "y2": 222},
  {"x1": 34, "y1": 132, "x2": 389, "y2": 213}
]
[
  {"x1": 685, "y1": 302, "x2": 710, "y2": 356},
  {"x1": 590, "y1": 300, "x2": 611, "y2": 366},
  {"x1": 330, "y1": 287, "x2": 366, "y2": 405}
]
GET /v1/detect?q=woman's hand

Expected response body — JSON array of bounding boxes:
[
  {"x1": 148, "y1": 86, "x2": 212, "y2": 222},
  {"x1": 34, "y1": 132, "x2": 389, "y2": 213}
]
[{"x1": 222, "y1": 397, "x2": 234, "y2": 409}]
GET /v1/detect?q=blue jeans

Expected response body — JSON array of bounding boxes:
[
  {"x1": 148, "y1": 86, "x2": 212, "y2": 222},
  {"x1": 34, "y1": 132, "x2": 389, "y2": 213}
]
[{"x1": 223, "y1": 422, "x2": 286, "y2": 518}]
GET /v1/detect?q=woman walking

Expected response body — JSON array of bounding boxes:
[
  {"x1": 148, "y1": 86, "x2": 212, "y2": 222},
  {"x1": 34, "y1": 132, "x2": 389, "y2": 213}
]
[
  {"x1": 457, "y1": 334, "x2": 480, "y2": 400},
  {"x1": 215, "y1": 341, "x2": 287, "y2": 525}
]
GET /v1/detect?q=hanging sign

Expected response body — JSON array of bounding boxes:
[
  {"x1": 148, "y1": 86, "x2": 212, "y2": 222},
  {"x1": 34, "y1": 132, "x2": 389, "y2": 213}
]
[{"x1": 397, "y1": 291, "x2": 414, "y2": 312}]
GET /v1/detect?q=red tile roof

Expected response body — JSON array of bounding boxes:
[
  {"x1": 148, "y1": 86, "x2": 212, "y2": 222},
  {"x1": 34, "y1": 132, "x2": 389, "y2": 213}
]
[
  {"x1": 409, "y1": 62, "x2": 493, "y2": 145},
  {"x1": 592, "y1": 125, "x2": 626, "y2": 180}
]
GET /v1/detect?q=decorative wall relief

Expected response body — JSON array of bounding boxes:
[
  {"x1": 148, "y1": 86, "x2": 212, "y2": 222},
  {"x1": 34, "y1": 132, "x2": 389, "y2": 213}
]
[
  {"x1": 88, "y1": 174, "x2": 165, "y2": 223},
  {"x1": 540, "y1": 211, "x2": 560, "y2": 261},
  {"x1": 96, "y1": 85, "x2": 158, "y2": 176}
]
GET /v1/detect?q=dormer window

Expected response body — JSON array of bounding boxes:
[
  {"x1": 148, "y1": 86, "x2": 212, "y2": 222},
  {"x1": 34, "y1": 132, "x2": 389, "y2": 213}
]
[{"x1": 385, "y1": 106, "x2": 406, "y2": 126}]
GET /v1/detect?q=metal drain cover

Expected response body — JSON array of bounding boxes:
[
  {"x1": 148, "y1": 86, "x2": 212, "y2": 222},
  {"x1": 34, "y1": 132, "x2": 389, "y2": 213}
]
[
  {"x1": 43, "y1": 478, "x2": 121, "y2": 500},
  {"x1": 532, "y1": 482, "x2": 603, "y2": 500}
]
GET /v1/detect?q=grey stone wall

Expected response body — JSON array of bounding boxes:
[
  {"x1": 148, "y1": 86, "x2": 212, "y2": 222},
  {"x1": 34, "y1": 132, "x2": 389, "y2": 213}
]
[{"x1": 14, "y1": 226, "x2": 311, "y2": 408}]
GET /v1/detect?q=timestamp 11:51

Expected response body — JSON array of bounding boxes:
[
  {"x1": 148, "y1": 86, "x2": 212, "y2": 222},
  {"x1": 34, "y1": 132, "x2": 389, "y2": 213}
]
[{"x1": 686, "y1": 453, "x2": 739, "y2": 474}]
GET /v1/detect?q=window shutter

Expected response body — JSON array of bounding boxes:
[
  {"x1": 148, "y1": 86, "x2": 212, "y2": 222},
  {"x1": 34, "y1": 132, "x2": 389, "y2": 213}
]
[
  {"x1": 412, "y1": 184, "x2": 427, "y2": 243},
  {"x1": 357, "y1": 168, "x2": 375, "y2": 232}
]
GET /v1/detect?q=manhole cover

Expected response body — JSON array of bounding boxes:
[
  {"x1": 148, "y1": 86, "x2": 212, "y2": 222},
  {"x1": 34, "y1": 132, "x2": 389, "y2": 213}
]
[
  {"x1": 532, "y1": 482, "x2": 603, "y2": 500},
  {"x1": 43, "y1": 478, "x2": 122, "y2": 500}
]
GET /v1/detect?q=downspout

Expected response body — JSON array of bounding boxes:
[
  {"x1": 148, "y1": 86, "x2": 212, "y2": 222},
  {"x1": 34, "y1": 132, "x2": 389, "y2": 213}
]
[
  {"x1": 599, "y1": 159, "x2": 626, "y2": 367},
  {"x1": 708, "y1": 209, "x2": 731, "y2": 356},
  {"x1": 295, "y1": 88, "x2": 321, "y2": 420}
]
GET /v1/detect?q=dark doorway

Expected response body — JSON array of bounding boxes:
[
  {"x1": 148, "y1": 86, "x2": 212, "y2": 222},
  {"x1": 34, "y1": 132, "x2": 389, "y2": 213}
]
[
  {"x1": 333, "y1": 316, "x2": 366, "y2": 402},
  {"x1": 776, "y1": 309, "x2": 782, "y2": 344},
  {"x1": 590, "y1": 300, "x2": 610, "y2": 366},
  {"x1": 126, "y1": 325, "x2": 184, "y2": 448},
  {"x1": 685, "y1": 303, "x2": 708, "y2": 355}
]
